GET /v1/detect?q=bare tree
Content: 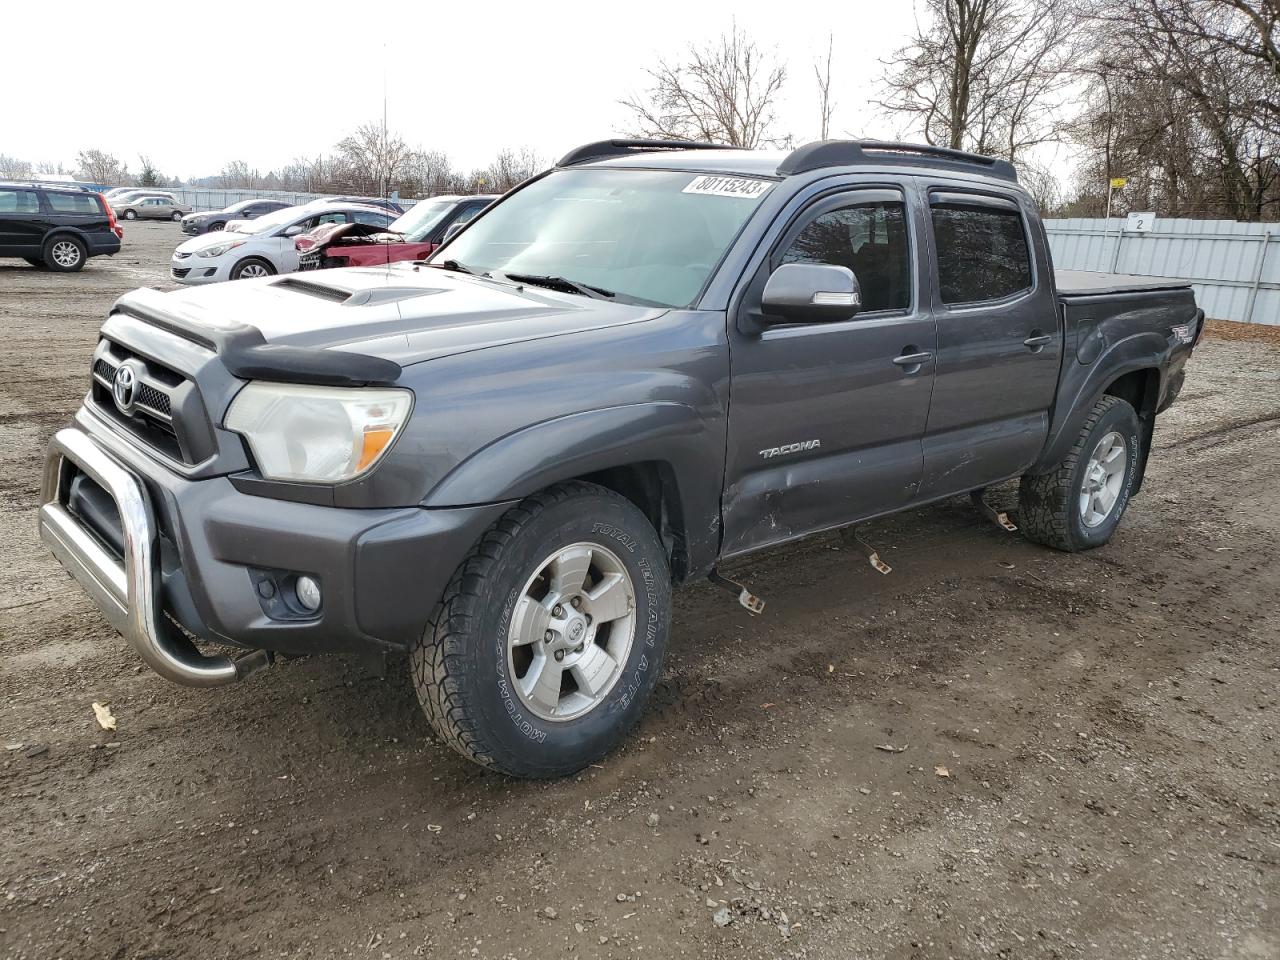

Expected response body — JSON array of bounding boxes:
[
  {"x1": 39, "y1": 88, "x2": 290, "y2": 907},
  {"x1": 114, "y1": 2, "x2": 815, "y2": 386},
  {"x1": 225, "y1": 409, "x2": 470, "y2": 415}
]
[
  {"x1": 815, "y1": 33, "x2": 835, "y2": 140},
  {"x1": 879, "y1": 0, "x2": 1081, "y2": 160},
  {"x1": 0, "y1": 154, "x2": 32, "y2": 179},
  {"x1": 218, "y1": 160, "x2": 259, "y2": 189},
  {"x1": 75, "y1": 149, "x2": 128, "y2": 185},
  {"x1": 1069, "y1": 0, "x2": 1280, "y2": 220},
  {"x1": 621, "y1": 25, "x2": 788, "y2": 147},
  {"x1": 479, "y1": 148, "x2": 544, "y2": 193},
  {"x1": 334, "y1": 121, "x2": 414, "y2": 196}
]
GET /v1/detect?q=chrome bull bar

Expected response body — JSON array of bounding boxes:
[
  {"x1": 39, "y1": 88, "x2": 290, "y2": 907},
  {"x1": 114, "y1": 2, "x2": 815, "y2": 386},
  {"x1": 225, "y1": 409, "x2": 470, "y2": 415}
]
[{"x1": 38, "y1": 427, "x2": 266, "y2": 687}]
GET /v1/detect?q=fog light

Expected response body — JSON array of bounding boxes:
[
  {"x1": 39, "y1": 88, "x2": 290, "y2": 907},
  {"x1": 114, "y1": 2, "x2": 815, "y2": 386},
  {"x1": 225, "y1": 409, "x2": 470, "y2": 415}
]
[{"x1": 295, "y1": 575, "x2": 322, "y2": 611}]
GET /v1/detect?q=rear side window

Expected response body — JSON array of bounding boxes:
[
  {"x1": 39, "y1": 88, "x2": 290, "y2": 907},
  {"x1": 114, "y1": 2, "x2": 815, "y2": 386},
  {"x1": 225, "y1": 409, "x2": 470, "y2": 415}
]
[
  {"x1": 0, "y1": 189, "x2": 40, "y2": 213},
  {"x1": 930, "y1": 201, "x2": 1032, "y2": 304},
  {"x1": 46, "y1": 192, "x2": 101, "y2": 214},
  {"x1": 779, "y1": 200, "x2": 912, "y2": 313},
  {"x1": 353, "y1": 210, "x2": 393, "y2": 226}
]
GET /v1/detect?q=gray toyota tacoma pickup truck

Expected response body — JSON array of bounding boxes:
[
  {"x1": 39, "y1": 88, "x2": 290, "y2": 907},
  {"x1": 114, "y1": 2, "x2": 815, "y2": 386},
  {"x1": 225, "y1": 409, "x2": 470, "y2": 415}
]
[{"x1": 39, "y1": 139, "x2": 1202, "y2": 778}]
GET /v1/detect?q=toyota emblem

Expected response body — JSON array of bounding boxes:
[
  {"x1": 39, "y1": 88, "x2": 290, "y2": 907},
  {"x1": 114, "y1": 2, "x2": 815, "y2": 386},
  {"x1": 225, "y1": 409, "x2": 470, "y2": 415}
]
[{"x1": 112, "y1": 364, "x2": 137, "y2": 414}]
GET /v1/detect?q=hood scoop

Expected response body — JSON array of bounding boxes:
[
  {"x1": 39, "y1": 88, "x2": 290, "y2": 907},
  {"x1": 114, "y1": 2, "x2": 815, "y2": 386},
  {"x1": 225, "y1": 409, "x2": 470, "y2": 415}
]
[{"x1": 272, "y1": 276, "x2": 446, "y2": 308}]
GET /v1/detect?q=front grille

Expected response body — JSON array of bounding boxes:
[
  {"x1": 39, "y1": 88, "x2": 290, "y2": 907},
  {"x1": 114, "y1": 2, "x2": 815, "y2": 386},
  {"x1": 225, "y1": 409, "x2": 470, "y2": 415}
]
[
  {"x1": 171, "y1": 267, "x2": 190, "y2": 279},
  {"x1": 90, "y1": 341, "x2": 208, "y2": 464},
  {"x1": 174, "y1": 251, "x2": 192, "y2": 259}
]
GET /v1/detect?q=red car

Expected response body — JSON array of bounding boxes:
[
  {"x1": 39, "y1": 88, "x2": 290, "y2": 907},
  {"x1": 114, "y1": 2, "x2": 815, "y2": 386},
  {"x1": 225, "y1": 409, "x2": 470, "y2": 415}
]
[{"x1": 295, "y1": 194, "x2": 496, "y2": 271}]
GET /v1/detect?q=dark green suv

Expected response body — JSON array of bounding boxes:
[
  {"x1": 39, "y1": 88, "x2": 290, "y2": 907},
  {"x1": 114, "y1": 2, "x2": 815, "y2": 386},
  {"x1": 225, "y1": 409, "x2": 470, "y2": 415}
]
[{"x1": 0, "y1": 182, "x2": 123, "y2": 271}]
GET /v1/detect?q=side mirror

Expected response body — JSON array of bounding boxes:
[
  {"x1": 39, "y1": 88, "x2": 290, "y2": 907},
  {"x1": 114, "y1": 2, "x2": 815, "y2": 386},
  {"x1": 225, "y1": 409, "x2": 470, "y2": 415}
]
[
  {"x1": 759, "y1": 263, "x2": 861, "y2": 326},
  {"x1": 441, "y1": 221, "x2": 467, "y2": 242},
  {"x1": 284, "y1": 224, "x2": 305, "y2": 237}
]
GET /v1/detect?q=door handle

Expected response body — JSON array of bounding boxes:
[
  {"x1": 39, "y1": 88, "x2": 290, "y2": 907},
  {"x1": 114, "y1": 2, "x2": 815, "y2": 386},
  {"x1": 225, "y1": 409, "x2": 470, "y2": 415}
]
[
  {"x1": 1023, "y1": 334, "x2": 1054, "y2": 349},
  {"x1": 892, "y1": 351, "x2": 933, "y2": 367}
]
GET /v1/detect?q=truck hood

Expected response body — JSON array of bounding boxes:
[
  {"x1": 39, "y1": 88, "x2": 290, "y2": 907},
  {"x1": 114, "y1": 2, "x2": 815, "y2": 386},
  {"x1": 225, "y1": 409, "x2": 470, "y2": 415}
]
[{"x1": 143, "y1": 264, "x2": 667, "y2": 366}]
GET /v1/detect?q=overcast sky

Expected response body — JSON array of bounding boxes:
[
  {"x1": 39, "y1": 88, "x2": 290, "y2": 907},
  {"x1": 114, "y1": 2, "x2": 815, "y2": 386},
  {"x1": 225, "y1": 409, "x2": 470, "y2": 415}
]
[{"x1": 4, "y1": 0, "x2": 1073, "y2": 182}]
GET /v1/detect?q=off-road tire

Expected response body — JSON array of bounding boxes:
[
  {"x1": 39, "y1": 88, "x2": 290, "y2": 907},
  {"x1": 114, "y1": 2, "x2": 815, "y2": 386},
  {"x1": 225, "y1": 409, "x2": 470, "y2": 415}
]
[
  {"x1": 43, "y1": 235, "x2": 87, "y2": 272},
  {"x1": 411, "y1": 481, "x2": 671, "y2": 778},
  {"x1": 1019, "y1": 394, "x2": 1141, "y2": 552}
]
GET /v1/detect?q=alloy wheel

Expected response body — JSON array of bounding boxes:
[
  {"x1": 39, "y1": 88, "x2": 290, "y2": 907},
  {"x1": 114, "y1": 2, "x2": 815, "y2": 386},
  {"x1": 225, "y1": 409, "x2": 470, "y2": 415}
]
[
  {"x1": 506, "y1": 542, "x2": 637, "y2": 721},
  {"x1": 1080, "y1": 430, "x2": 1127, "y2": 527}
]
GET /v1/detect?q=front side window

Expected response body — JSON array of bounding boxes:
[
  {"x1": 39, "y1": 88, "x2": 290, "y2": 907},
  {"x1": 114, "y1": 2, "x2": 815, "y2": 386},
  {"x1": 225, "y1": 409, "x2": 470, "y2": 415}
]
[
  {"x1": 931, "y1": 202, "x2": 1032, "y2": 305},
  {"x1": 779, "y1": 200, "x2": 911, "y2": 313},
  {"x1": 0, "y1": 190, "x2": 39, "y2": 213},
  {"x1": 433, "y1": 168, "x2": 772, "y2": 308}
]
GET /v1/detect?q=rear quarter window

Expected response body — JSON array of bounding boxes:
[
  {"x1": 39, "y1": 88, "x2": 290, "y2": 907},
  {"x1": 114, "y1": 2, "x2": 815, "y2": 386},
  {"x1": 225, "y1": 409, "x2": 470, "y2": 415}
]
[{"x1": 46, "y1": 192, "x2": 102, "y2": 215}]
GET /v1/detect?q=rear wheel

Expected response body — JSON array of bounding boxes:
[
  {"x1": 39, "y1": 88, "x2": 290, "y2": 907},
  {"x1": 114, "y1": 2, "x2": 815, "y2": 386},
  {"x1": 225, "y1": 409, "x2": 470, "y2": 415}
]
[
  {"x1": 230, "y1": 257, "x2": 275, "y2": 281},
  {"x1": 208, "y1": 221, "x2": 226, "y2": 232},
  {"x1": 43, "y1": 235, "x2": 86, "y2": 272},
  {"x1": 411, "y1": 481, "x2": 671, "y2": 778},
  {"x1": 1019, "y1": 395, "x2": 1141, "y2": 551}
]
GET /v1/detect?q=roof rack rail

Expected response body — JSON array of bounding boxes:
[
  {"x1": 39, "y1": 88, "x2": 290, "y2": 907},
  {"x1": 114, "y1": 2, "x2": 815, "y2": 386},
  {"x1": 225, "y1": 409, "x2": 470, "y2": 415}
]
[
  {"x1": 777, "y1": 140, "x2": 1017, "y2": 182},
  {"x1": 558, "y1": 138, "x2": 743, "y2": 167},
  {"x1": 0, "y1": 179, "x2": 96, "y2": 192}
]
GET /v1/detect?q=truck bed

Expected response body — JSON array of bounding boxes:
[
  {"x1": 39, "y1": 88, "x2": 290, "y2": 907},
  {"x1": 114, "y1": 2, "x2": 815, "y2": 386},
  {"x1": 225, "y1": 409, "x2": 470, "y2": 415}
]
[{"x1": 1055, "y1": 270, "x2": 1193, "y2": 298}]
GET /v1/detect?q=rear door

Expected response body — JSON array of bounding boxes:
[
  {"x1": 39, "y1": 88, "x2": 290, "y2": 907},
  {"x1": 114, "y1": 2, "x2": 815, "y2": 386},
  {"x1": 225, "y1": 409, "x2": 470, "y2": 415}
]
[
  {"x1": 916, "y1": 187, "x2": 1061, "y2": 498},
  {"x1": 0, "y1": 188, "x2": 45, "y2": 255},
  {"x1": 721, "y1": 184, "x2": 937, "y2": 556}
]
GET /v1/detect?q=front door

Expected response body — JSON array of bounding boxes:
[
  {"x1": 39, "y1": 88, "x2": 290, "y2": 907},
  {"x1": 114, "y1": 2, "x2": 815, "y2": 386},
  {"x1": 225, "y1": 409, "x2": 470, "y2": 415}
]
[
  {"x1": 721, "y1": 187, "x2": 937, "y2": 557},
  {"x1": 0, "y1": 188, "x2": 45, "y2": 255},
  {"x1": 917, "y1": 189, "x2": 1063, "y2": 498}
]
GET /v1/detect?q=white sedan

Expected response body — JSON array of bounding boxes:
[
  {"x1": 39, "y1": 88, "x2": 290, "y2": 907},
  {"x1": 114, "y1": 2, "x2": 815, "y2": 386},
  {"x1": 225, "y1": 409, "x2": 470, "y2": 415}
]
[{"x1": 169, "y1": 202, "x2": 394, "y2": 284}]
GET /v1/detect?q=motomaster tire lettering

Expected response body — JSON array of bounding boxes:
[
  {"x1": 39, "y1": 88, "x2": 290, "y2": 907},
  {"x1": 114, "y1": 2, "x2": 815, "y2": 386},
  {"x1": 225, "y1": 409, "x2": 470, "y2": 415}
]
[{"x1": 496, "y1": 587, "x2": 547, "y2": 742}]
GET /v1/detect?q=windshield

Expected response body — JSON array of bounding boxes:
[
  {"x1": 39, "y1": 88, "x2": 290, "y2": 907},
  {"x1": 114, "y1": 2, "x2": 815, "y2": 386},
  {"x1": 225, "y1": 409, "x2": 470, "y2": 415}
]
[
  {"x1": 232, "y1": 206, "x2": 304, "y2": 235},
  {"x1": 390, "y1": 200, "x2": 453, "y2": 241},
  {"x1": 431, "y1": 169, "x2": 772, "y2": 307}
]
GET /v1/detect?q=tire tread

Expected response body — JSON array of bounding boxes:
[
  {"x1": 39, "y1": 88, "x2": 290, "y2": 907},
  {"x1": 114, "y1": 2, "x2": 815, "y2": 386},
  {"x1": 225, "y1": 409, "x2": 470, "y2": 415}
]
[
  {"x1": 1019, "y1": 394, "x2": 1129, "y2": 551},
  {"x1": 411, "y1": 481, "x2": 623, "y2": 774}
]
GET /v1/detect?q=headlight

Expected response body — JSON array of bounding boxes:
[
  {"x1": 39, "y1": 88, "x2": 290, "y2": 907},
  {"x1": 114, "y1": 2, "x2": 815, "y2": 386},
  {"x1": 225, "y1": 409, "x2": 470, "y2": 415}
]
[
  {"x1": 197, "y1": 238, "x2": 246, "y2": 258},
  {"x1": 224, "y1": 383, "x2": 413, "y2": 483}
]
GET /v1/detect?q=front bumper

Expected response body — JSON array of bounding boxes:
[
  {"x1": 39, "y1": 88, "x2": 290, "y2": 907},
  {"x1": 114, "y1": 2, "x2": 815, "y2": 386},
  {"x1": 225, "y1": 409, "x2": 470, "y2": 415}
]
[
  {"x1": 170, "y1": 253, "x2": 229, "y2": 284},
  {"x1": 39, "y1": 417, "x2": 509, "y2": 685}
]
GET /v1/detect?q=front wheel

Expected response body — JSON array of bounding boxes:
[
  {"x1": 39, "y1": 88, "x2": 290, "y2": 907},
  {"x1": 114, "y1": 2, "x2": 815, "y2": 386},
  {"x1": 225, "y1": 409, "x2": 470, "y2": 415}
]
[
  {"x1": 1019, "y1": 394, "x2": 1141, "y2": 551},
  {"x1": 171, "y1": 211, "x2": 183, "y2": 221},
  {"x1": 230, "y1": 257, "x2": 275, "y2": 281},
  {"x1": 123, "y1": 209, "x2": 137, "y2": 220},
  {"x1": 411, "y1": 481, "x2": 671, "y2": 778}
]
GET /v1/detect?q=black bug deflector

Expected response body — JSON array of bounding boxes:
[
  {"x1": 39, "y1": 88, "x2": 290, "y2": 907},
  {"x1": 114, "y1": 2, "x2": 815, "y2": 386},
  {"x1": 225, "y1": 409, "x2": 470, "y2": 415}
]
[{"x1": 110, "y1": 288, "x2": 402, "y2": 387}]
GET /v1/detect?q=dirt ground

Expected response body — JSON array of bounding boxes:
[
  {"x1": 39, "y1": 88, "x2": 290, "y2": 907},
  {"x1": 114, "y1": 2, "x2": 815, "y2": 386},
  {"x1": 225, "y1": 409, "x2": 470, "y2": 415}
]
[{"x1": 1, "y1": 224, "x2": 1277, "y2": 960}]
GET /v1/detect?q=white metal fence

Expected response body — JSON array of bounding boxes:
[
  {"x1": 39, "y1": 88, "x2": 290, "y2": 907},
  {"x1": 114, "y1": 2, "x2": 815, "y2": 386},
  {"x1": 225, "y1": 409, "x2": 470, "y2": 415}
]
[
  {"x1": 108, "y1": 186, "x2": 422, "y2": 212},
  {"x1": 1043, "y1": 217, "x2": 1278, "y2": 326}
]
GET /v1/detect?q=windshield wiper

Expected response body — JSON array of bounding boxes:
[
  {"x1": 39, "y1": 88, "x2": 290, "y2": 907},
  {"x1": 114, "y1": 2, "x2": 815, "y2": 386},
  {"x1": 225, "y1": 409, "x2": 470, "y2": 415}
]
[
  {"x1": 424, "y1": 258, "x2": 474, "y2": 274},
  {"x1": 500, "y1": 273, "x2": 617, "y2": 300}
]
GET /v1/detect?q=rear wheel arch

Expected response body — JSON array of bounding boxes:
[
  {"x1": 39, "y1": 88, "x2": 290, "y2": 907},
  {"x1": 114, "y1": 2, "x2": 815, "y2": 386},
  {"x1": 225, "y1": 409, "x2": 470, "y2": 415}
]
[{"x1": 1101, "y1": 367, "x2": 1160, "y2": 494}]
